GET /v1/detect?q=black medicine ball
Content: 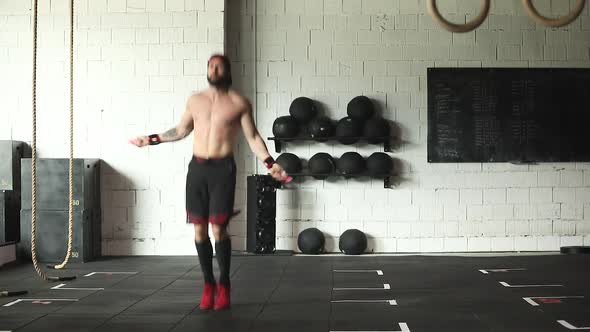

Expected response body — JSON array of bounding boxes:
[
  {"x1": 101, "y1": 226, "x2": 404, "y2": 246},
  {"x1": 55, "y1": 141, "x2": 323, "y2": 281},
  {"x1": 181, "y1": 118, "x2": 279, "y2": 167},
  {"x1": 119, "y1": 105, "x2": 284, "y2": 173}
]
[
  {"x1": 337, "y1": 152, "x2": 365, "y2": 176},
  {"x1": 297, "y1": 228, "x2": 325, "y2": 254},
  {"x1": 347, "y1": 96, "x2": 374, "y2": 121},
  {"x1": 366, "y1": 152, "x2": 393, "y2": 178},
  {"x1": 272, "y1": 116, "x2": 299, "y2": 140},
  {"x1": 364, "y1": 117, "x2": 390, "y2": 144},
  {"x1": 289, "y1": 97, "x2": 317, "y2": 124},
  {"x1": 276, "y1": 153, "x2": 302, "y2": 174},
  {"x1": 339, "y1": 229, "x2": 367, "y2": 255},
  {"x1": 336, "y1": 117, "x2": 362, "y2": 145},
  {"x1": 308, "y1": 116, "x2": 335, "y2": 142},
  {"x1": 308, "y1": 153, "x2": 335, "y2": 179}
]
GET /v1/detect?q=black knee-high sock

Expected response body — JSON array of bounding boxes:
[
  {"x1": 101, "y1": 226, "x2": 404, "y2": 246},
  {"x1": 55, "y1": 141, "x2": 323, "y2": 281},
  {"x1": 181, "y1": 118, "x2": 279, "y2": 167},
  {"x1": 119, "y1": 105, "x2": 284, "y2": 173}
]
[
  {"x1": 215, "y1": 237, "x2": 232, "y2": 287},
  {"x1": 195, "y1": 239, "x2": 215, "y2": 285}
]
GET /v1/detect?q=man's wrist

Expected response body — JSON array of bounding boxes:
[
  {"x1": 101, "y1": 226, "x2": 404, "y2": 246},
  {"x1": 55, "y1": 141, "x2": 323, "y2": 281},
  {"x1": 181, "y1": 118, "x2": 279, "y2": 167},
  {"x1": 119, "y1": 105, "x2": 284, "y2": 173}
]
[
  {"x1": 263, "y1": 156, "x2": 275, "y2": 169},
  {"x1": 148, "y1": 134, "x2": 161, "y2": 145}
]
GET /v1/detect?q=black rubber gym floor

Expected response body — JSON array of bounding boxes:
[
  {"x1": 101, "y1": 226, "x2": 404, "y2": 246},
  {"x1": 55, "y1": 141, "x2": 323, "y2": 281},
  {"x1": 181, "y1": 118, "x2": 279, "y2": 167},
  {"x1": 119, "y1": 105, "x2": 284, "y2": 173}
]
[{"x1": 0, "y1": 253, "x2": 589, "y2": 331}]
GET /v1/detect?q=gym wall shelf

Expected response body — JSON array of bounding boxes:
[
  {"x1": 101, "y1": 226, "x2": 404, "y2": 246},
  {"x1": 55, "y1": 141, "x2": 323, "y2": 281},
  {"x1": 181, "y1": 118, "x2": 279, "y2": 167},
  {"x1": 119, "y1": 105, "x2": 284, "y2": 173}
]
[
  {"x1": 268, "y1": 136, "x2": 393, "y2": 153},
  {"x1": 279, "y1": 171, "x2": 396, "y2": 189}
]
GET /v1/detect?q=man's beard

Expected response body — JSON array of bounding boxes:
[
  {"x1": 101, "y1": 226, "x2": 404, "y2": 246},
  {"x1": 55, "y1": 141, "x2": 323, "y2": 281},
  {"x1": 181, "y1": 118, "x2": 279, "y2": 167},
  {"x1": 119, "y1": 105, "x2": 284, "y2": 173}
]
[{"x1": 207, "y1": 74, "x2": 231, "y2": 90}]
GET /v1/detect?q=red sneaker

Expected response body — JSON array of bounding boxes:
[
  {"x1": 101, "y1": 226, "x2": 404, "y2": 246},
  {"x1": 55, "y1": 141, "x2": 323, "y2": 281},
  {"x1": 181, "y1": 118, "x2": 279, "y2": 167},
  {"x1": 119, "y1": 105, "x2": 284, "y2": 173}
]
[
  {"x1": 199, "y1": 282, "x2": 216, "y2": 310},
  {"x1": 214, "y1": 283, "x2": 231, "y2": 310}
]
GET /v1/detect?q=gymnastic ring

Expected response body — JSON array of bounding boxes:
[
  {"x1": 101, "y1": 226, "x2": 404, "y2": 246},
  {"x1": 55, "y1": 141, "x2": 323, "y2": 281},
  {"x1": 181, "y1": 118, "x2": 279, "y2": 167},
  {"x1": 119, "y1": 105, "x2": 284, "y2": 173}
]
[
  {"x1": 522, "y1": 0, "x2": 586, "y2": 28},
  {"x1": 426, "y1": 0, "x2": 490, "y2": 33}
]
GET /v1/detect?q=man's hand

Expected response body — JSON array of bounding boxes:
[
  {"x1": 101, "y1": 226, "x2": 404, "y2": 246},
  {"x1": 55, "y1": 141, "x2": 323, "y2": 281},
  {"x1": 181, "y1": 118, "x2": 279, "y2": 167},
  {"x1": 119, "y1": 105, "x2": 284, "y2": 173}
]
[
  {"x1": 269, "y1": 163, "x2": 293, "y2": 183},
  {"x1": 129, "y1": 136, "x2": 150, "y2": 147}
]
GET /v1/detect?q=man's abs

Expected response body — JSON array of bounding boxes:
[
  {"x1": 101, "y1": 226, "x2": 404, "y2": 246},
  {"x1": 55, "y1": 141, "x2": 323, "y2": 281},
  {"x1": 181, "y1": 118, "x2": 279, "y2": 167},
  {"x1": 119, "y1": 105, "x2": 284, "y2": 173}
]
[{"x1": 190, "y1": 91, "x2": 243, "y2": 159}]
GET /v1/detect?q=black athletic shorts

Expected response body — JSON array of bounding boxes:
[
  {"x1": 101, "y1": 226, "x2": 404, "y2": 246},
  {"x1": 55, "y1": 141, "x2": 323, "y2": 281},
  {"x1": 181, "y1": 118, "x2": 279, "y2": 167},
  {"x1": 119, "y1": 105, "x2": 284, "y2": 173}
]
[{"x1": 186, "y1": 155, "x2": 236, "y2": 226}]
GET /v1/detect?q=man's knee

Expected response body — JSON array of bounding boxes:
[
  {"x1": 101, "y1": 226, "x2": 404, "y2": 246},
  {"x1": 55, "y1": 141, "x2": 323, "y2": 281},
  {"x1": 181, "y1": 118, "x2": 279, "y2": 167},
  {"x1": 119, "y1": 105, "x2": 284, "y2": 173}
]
[
  {"x1": 194, "y1": 224, "x2": 209, "y2": 242},
  {"x1": 212, "y1": 224, "x2": 229, "y2": 241}
]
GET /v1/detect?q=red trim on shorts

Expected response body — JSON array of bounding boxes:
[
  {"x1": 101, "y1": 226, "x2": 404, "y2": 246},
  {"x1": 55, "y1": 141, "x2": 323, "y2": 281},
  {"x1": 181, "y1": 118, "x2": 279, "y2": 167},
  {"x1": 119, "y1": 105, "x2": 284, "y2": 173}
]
[
  {"x1": 187, "y1": 211, "x2": 208, "y2": 224},
  {"x1": 209, "y1": 213, "x2": 230, "y2": 225}
]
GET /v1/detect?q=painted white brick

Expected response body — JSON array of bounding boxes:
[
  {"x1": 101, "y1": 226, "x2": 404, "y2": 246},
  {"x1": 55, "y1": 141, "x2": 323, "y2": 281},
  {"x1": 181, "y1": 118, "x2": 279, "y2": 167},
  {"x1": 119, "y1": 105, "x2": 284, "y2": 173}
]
[
  {"x1": 483, "y1": 189, "x2": 506, "y2": 204},
  {"x1": 136, "y1": 28, "x2": 159, "y2": 43},
  {"x1": 184, "y1": 28, "x2": 208, "y2": 43},
  {"x1": 554, "y1": 221, "x2": 576, "y2": 236},
  {"x1": 419, "y1": 238, "x2": 444, "y2": 252},
  {"x1": 436, "y1": 189, "x2": 459, "y2": 205},
  {"x1": 411, "y1": 222, "x2": 435, "y2": 237},
  {"x1": 443, "y1": 205, "x2": 466, "y2": 221},
  {"x1": 506, "y1": 220, "x2": 530, "y2": 236},
  {"x1": 419, "y1": 205, "x2": 443, "y2": 221},
  {"x1": 514, "y1": 205, "x2": 536, "y2": 220},
  {"x1": 204, "y1": 0, "x2": 223, "y2": 11},
  {"x1": 530, "y1": 220, "x2": 553, "y2": 236},
  {"x1": 165, "y1": 0, "x2": 184, "y2": 11},
  {"x1": 561, "y1": 170, "x2": 584, "y2": 187},
  {"x1": 554, "y1": 188, "x2": 576, "y2": 203},
  {"x1": 148, "y1": 13, "x2": 174, "y2": 27},
  {"x1": 491, "y1": 237, "x2": 515, "y2": 251},
  {"x1": 301, "y1": 204, "x2": 325, "y2": 220},
  {"x1": 301, "y1": 15, "x2": 323, "y2": 30},
  {"x1": 127, "y1": 0, "x2": 146, "y2": 12},
  {"x1": 346, "y1": 15, "x2": 370, "y2": 31},
  {"x1": 357, "y1": 30, "x2": 381, "y2": 45},
  {"x1": 460, "y1": 189, "x2": 483, "y2": 205},
  {"x1": 325, "y1": 15, "x2": 347, "y2": 30},
  {"x1": 577, "y1": 188, "x2": 590, "y2": 204},
  {"x1": 146, "y1": 0, "x2": 165, "y2": 12},
  {"x1": 482, "y1": 220, "x2": 506, "y2": 237},
  {"x1": 544, "y1": 45, "x2": 567, "y2": 61},
  {"x1": 562, "y1": 236, "x2": 585, "y2": 247},
  {"x1": 507, "y1": 188, "x2": 529, "y2": 204},
  {"x1": 160, "y1": 28, "x2": 183, "y2": 43},
  {"x1": 370, "y1": 238, "x2": 396, "y2": 253},
  {"x1": 397, "y1": 238, "x2": 420, "y2": 252},
  {"x1": 561, "y1": 204, "x2": 584, "y2": 220},
  {"x1": 539, "y1": 171, "x2": 561, "y2": 186},
  {"x1": 108, "y1": 0, "x2": 127, "y2": 12},
  {"x1": 388, "y1": 222, "x2": 411, "y2": 238},
  {"x1": 324, "y1": 0, "x2": 342, "y2": 14},
  {"x1": 371, "y1": 14, "x2": 395, "y2": 31},
  {"x1": 198, "y1": 11, "x2": 224, "y2": 28},
  {"x1": 468, "y1": 237, "x2": 491, "y2": 252},
  {"x1": 530, "y1": 188, "x2": 552, "y2": 203},
  {"x1": 537, "y1": 204, "x2": 560, "y2": 219},
  {"x1": 514, "y1": 236, "x2": 537, "y2": 251},
  {"x1": 537, "y1": 236, "x2": 560, "y2": 251},
  {"x1": 577, "y1": 221, "x2": 590, "y2": 234},
  {"x1": 364, "y1": 221, "x2": 388, "y2": 238},
  {"x1": 173, "y1": 44, "x2": 197, "y2": 59},
  {"x1": 442, "y1": 237, "x2": 466, "y2": 252}
]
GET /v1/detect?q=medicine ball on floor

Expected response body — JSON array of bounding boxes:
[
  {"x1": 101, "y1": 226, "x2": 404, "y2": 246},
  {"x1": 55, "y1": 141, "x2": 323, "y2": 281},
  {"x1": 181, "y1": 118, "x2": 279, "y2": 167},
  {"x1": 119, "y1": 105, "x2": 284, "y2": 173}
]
[
  {"x1": 366, "y1": 152, "x2": 393, "y2": 178},
  {"x1": 272, "y1": 116, "x2": 299, "y2": 140},
  {"x1": 347, "y1": 96, "x2": 374, "y2": 121},
  {"x1": 337, "y1": 152, "x2": 365, "y2": 176},
  {"x1": 289, "y1": 97, "x2": 317, "y2": 124},
  {"x1": 339, "y1": 229, "x2": 367, "y2": 255},
  {"x1": 336, "y1": 117, "x2": 362, "y2": 145},
  {"x1": 308, "y1": 153, "x2": 335, "y2": 179},
  {"x1": 297, "y1": 228, "x2": 325, "y2": 254},
  {"x1": 308, "y1": 116, "x2": 335, "y2": 142},
  {"x1": 364, "y1": 117, "x2": 390, "y2": 144},
  {"x1": 276, "y1": 153, "x2": 302, "y2": 174}
]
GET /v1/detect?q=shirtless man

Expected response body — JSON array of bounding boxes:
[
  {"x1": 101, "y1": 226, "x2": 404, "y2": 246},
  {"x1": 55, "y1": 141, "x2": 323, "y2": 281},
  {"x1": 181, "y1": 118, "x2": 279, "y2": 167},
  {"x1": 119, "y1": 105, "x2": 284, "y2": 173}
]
[{"x1": 129, "y1": 54, "x2": 291, "y2": 311}]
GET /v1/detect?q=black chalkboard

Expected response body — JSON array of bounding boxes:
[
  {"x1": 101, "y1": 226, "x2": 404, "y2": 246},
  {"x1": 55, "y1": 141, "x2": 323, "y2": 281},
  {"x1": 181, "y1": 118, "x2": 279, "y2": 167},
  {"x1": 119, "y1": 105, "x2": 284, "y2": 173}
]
[{"x1": 427, "y1": 68, "x2": 590, "y2": 163}]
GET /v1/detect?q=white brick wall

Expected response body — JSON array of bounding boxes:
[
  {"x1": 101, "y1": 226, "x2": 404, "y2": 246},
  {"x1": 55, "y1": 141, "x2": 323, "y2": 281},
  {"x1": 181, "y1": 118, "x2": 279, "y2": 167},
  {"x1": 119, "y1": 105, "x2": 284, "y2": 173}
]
[
  {"x1": 1, "y1": 0, "x2": 225, "y2": 255},
  {"x1": 3, "y1": 0, "x2": 590, "y2": 255},
  {"x1": 224, "y1": 0, "x2": 590, "y2": 254}
]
